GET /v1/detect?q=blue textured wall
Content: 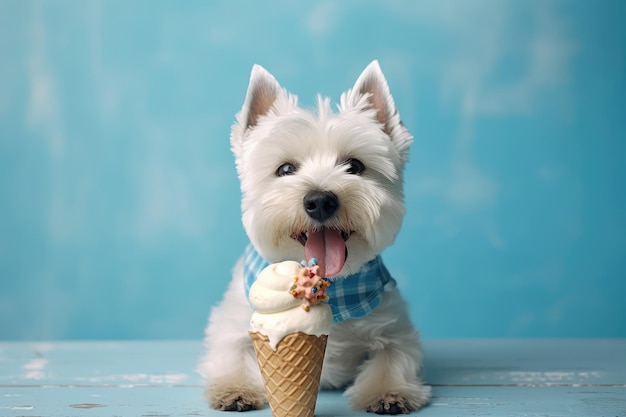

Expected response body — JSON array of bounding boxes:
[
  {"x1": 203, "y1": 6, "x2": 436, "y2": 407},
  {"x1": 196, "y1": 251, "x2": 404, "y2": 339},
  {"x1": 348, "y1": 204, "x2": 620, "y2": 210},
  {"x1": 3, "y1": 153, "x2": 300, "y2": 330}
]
[{"x1": 1, "y1": 1, "x2": 625, "y2": 340}]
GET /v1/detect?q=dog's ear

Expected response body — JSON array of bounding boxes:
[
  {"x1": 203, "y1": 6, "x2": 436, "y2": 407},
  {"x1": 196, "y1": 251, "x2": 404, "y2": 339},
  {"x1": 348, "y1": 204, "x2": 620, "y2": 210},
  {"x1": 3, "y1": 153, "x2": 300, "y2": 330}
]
[
  {"x1": 240, "y1": 65, "x2": 283, "y2": 130},
  {"x1": 345, "y1": 60, "x2": 412, "y2": 162},
  {"x1": 351, "y1": 60, "x2": 398, "y2": 136}
]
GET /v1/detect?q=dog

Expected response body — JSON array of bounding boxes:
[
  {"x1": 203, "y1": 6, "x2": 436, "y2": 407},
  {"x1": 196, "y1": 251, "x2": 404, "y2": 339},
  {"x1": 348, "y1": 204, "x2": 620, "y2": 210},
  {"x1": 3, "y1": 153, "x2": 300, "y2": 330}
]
[{"x1": 198, "y1": 61, "x2": 431, "y2": 414}]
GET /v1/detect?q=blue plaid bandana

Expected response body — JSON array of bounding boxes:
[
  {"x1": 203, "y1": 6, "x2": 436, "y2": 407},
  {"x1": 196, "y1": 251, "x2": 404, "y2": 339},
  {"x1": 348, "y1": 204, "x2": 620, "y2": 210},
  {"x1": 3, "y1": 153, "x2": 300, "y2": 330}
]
[{"x1": 243, "y1": 244, "x2": 396, "y2": 323}]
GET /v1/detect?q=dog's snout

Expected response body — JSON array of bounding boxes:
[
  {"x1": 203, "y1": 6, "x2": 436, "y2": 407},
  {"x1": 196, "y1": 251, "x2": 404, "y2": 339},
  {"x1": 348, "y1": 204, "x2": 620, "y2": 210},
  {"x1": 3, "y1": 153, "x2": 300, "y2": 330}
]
[{"x1": 303, "y1": 191, "x2": 339, "y2": 222}]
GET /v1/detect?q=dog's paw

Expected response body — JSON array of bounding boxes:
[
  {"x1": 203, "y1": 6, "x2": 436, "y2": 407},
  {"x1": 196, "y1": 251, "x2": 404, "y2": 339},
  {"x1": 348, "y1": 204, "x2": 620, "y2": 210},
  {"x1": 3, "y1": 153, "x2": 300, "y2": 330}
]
[
  {"x1": 352, "y1": 386, "x2": 431, "y2": 415},
  {"x1": 365, "y1": 393, "x2": 411, "y2": 415},
  {"x1": 205, "y1": 385, "x2": 265, "y2": 412}
]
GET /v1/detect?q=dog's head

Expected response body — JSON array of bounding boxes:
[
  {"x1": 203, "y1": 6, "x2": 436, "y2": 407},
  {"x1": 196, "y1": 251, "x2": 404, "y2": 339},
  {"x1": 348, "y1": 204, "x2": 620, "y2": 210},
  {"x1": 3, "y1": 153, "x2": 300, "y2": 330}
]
[{"x1": 231, "y1": 61, "x2": 412, "y2": 278}]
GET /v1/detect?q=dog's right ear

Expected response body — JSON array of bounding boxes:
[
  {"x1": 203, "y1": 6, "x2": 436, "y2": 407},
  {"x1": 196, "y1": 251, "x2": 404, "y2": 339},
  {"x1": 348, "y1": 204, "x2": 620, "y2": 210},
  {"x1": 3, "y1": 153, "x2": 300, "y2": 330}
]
[{"x1": 239, "y1": 65, "x2": 284, "y2": 130}]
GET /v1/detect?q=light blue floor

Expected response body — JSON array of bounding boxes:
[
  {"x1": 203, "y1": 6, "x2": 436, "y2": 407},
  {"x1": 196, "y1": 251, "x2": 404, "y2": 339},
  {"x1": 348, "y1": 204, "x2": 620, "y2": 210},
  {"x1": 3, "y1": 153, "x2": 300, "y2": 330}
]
[{"x1": 1, "y1": 340, "x2": 625, "y2": 416}]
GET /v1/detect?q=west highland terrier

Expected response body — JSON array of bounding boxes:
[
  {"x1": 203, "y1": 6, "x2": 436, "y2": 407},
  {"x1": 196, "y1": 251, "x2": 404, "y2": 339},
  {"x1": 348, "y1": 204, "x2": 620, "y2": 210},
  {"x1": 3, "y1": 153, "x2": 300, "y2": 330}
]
[{"x1": 198, "y1": 61, "x2": 431, "y2": 414}]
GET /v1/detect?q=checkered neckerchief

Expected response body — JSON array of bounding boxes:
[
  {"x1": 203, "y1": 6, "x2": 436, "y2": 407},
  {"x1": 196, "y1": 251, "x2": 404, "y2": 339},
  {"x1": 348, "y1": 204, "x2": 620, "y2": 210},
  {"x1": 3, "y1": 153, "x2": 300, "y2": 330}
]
[{"x1": 243, "y1": 244, "x2": 396, "y2": 323}]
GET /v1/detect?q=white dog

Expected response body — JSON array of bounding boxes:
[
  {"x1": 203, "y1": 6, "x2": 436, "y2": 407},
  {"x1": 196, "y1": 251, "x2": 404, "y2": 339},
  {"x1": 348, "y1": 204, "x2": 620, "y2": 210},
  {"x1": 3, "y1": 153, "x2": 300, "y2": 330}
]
[{"x1": 198, "y1": 61, "x2": 431, "y2": 414}]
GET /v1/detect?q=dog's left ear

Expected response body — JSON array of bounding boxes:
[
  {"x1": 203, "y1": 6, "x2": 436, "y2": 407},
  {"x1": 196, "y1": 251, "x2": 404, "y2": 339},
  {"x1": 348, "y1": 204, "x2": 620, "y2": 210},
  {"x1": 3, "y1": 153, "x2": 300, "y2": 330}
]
[
  {"x1": 343, "y1": 61, "x2": 413, "y2": 162},
  {"x1": 351, "y1": 60, "x2": 397, "y2": 134}
]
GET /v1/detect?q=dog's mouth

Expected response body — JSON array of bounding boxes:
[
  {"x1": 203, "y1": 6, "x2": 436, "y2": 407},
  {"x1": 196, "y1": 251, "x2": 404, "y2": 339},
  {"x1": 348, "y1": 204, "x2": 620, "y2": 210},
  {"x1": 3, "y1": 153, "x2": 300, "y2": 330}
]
[{"x1": 291, "y1": 229, "x2": 351, "y2": 277}]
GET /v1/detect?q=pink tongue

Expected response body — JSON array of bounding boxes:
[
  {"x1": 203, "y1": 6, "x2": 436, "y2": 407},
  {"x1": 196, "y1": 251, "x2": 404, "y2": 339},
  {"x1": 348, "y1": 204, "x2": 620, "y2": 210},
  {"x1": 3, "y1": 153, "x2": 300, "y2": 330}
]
[{"x1": 304, "y1": 229, "x2": 346, "y2": 277}]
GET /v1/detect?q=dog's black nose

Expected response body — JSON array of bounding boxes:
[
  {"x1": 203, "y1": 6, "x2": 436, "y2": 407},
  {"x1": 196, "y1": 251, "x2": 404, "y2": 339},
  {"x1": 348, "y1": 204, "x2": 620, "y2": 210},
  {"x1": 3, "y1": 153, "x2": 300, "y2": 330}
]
[{"x1": 303, "y1": 191, "x2": 339, "y2": 222}]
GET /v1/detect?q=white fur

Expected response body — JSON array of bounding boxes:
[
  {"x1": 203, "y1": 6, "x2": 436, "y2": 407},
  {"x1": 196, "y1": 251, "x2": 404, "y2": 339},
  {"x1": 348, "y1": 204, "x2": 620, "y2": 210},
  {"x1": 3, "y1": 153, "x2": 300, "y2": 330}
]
[{"x1": 198, "y1": 61, "x2": 431, "y2": 413}]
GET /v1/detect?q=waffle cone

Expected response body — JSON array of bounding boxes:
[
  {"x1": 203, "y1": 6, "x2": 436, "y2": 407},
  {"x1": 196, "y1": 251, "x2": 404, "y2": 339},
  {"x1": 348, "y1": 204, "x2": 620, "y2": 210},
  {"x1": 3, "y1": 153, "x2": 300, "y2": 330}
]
[{"x1": 249, "y1": 331, "x2": 328, "y2": 417}]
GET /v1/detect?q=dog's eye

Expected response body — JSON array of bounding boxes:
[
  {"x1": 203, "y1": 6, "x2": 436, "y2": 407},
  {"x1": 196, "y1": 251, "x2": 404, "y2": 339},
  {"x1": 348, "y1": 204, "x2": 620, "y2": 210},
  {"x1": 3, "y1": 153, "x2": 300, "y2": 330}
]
[
  {"x1": 276, "y1": 163, "x2": 297, "y2": 177},
  {"x1": 344, "y1": 158, "x2": 365, "y2": 175}
]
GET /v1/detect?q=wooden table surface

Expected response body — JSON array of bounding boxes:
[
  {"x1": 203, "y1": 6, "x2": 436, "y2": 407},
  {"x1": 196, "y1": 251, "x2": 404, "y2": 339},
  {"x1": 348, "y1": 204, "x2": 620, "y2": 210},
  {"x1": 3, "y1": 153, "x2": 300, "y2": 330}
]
[{"x1": 1, "y1": 339, "x2": 624, "y2": 416}]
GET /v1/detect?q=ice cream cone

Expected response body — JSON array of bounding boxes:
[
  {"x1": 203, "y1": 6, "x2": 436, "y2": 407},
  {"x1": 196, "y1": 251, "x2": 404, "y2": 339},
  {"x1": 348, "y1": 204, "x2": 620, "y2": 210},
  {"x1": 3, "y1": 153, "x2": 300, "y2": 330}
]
[{"x1": 249, "y1": 331, "x2": 328, "y2": 417}]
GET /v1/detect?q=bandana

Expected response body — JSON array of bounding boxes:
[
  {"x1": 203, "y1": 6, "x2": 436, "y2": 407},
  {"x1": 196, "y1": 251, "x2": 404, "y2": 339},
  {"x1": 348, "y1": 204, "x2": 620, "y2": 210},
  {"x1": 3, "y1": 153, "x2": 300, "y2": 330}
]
[{"x1": 243, "y1": 244, "x2": 396, "y2": 323}]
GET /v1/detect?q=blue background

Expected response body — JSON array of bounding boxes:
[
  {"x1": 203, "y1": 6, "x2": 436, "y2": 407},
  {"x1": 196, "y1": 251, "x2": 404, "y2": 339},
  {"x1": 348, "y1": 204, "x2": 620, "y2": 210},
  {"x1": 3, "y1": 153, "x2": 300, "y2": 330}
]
[{"x1": 1, "y1": 0, "x2": 625, "y2": 340}]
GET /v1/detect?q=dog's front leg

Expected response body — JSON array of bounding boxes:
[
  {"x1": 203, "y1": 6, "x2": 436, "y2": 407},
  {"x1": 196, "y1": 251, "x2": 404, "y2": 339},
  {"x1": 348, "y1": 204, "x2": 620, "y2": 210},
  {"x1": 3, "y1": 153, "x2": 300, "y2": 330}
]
[
  {"x1": 198, "y1": 261, "x2": 265, "y2": 411},
  {"x1": 345, "y1": 290, "x2": 431, "y2": 414}
]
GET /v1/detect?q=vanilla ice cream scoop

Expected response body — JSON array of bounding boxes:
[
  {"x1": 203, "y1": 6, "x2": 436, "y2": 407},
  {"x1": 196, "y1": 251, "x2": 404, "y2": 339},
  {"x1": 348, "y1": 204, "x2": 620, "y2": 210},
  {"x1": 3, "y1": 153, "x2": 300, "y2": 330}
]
[{"x1": 249, "y1": 261, "x2": 332, "y2": 350}]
